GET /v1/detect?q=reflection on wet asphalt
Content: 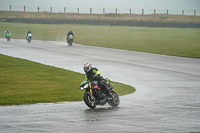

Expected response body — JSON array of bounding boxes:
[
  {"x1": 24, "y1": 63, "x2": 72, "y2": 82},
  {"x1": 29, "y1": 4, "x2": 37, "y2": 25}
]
[{"x1": 0, "y1": 38, "x2": 200, "y2": 132}]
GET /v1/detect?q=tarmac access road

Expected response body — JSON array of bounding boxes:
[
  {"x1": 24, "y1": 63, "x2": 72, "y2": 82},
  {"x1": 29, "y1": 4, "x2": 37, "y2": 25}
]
[{"x1": 0, "y1": 38, "x2": 200, "y2": 133}]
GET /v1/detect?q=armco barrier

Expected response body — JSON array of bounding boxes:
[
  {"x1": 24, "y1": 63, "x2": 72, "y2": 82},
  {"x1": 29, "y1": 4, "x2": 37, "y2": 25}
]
[{"x1": 2, "y1": 18, "x2": 200, "y2": 28}]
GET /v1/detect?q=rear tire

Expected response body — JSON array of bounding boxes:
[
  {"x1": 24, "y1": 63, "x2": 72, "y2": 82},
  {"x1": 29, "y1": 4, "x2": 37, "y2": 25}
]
[
  {"x1": 108, "y1": 90, "x2": 120, "y2": 107},
  {"x1": 83, "y1": 93, "x2": 96, "y2": 109}
]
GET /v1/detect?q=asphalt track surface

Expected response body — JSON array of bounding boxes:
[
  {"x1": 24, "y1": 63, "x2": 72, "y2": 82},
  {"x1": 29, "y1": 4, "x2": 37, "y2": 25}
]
[{"x1": 0, "y1": 38, "x2": 200, "y2": 133}]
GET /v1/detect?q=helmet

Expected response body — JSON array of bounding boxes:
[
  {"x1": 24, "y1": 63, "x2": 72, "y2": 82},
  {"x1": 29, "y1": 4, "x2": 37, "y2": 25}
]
[
  {"x1": 83, "y1": 63, "x2": 92, "y2": 72},
  {"x1": 28, "y1": 31, "x2": 31, "y2": 33}
]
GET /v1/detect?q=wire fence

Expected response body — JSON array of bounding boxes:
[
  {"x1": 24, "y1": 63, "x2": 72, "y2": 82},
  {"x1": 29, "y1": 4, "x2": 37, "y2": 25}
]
[{"x1": 0, "y1": 5, "x2": 199, "y2": 16}]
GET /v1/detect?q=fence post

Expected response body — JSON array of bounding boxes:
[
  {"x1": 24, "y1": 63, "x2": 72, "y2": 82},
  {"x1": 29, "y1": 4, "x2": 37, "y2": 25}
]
[
  {"x1": 154, "y1": 9, "x2": 156, "y2": 14},
  {"x1": 103, "y1": 8, "x2": 105, "y2": 14},
  {"x1": 90, "y1": 8, "x2": 92, "y2": 14},
  {"x1": 194, "y1": 10, "x2": 196, "y2": 16},
  {"x1": 167, "y1": 9, "x2": 168, "y2": 14},
  {"x1": 77, "y1": 8, "x2": 79, "y2": 14},
  {"x1": 37, "y1": 6, "x2": 40, "y2": 12},
  {"x1": 116, "y1": 9, "x2": 117, "y2": 14},
  {"x1": 130, "y1": 9, "x2": 131, "y2": 14},
  {"x1": 182, "y1": 10, "x2": 184, "y2": 15},
  {"x1": 64, "y1": 7, "x2": 66, "y2": 13},
  {"x1": 10, "y1": 5, "x2": 11, "y2": 11},
  {"x1": 142, "y1": 9, "x2": 144, "y2": 15},
  {"x1": 24, "y1": 6, "x2": 25, "y2": 12}
]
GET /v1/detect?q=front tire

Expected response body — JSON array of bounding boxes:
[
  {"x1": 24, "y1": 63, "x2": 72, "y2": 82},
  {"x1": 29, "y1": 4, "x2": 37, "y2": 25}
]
[
  {"x1": 7, "y1": 37, "x2": 10, "y2": 41},
  {"x1": 68, "y1": 40, "x2": 73, "y2": 46},
  {"x1": 108, "y1": 90, "x2": 120, "y2": 107},
  {"x1": 83, "y1": 93, "x2": 96, "y2": 109},
  {"x1": 27, "y1": 38, "x2": 31, "y2": 43}
]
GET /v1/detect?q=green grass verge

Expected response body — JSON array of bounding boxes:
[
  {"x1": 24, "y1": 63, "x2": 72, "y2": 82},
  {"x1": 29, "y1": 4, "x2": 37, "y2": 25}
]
[
  {"x1": 0, "y1": 22, "x2": 200, "y2": 58},
  {"x1": 0, "y1": 54, "x2": 135, "y2": 106}
]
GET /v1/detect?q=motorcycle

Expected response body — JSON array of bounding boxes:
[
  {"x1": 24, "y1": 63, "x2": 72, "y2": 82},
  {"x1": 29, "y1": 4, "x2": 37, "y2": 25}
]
[
  {"x1": 26, "y1": 33, "x2": 32, "y2": 43},
  {"x1": 79, "y1": 78, "x2": 120, "y2": 109},
  {"x1": 5, "y1": 33, "x2": 11, "y2": 41},
  {"x1": 67, "y1": 35, "x2": 74, "y2": 46}
]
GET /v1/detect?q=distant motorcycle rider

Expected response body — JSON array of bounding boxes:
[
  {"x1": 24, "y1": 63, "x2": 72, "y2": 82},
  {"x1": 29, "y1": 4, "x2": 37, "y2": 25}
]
[
  {"x1": 26, "y1": 31, "x2": 32, "y2": 39},
  {"x1": 5, "y1": 29, "x2": 11, "y2": 38},
  {"x1": 83, "y1": 63, "x2": 114, "y2": 99},
  {"x1": 67, "y1": 30, "x2": 74, "y2": 43}
]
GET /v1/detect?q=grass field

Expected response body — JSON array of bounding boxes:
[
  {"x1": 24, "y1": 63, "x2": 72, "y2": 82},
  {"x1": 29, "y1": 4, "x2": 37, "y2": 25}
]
[
  {"x1": 1, "y1": 22, "x2": 200, "y2": 58},
  {"x1": 0, "y1": 54, "x2": 135, "y2": 105}
]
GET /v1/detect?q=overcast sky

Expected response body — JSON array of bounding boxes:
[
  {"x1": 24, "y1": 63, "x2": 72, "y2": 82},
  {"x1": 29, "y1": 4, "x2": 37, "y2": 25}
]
[
  {"x1": 1, "y1": 0, "x2": 199, "y2": 10},
  {"x1": 0, "y1": 0, "x2": 199, "y2": 15}
]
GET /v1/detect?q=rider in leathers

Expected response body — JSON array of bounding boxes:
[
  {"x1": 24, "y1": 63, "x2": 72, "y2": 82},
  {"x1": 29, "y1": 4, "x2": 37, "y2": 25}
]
[
  {"x1": 26, "y1": 31, "x2": 32, "y2": 39},
  {"x1": 67, "y1": 30, "x2": 74, "y2": 43},
  {"x1": 5, "y1": 29, "x2": 11, "y2": 38},
  {"x1": 83, "y1": 63, "x2": 114, "y2": 99}
]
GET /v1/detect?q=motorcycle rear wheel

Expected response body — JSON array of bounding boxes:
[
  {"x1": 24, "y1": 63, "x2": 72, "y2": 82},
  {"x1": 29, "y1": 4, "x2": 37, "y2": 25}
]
[
  {"x1": 108, "y1": 90, "x2": 120, "y2": 107},
  {"x1": 83, "y1": 93, "x2": 96, "y2": 109}
]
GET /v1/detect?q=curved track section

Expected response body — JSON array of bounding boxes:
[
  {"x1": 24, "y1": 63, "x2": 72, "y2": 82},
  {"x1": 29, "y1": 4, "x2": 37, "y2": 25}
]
[{"x1": 0, "y1": 38, "x2": 200, "y2": 132}]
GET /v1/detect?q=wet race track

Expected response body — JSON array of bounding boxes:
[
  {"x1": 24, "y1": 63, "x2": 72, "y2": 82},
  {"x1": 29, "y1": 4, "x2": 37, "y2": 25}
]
[{"x1": 0, "y1": 38, "x2": 200, "y2": 132}]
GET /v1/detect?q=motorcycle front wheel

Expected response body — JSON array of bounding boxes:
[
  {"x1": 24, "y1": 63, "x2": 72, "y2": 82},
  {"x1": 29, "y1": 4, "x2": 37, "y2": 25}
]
[
  {"x1": 7, "y1": 37, "x2": 10, "y2": 41},
  {"x1": 108, "y1": 90, "x2": 120, "y2": 107},
  {"x1": 83, "y1": 93, "x2": 96, "y2": 109},
  {"x1": 68, "y1": 40, "x2": 73, "y2": 46}
]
